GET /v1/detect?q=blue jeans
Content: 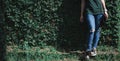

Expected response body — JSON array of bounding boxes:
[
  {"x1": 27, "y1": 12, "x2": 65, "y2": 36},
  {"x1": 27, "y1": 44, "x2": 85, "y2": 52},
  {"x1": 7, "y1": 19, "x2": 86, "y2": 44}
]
[{"x1": 86, "y1": 13, "x2": 103, "y2": 51}]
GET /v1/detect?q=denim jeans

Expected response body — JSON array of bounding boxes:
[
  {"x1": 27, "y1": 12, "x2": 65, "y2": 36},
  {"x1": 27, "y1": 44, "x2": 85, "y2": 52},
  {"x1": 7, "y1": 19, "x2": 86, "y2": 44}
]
[{"x1": 85, "y1": 13, "x2": 103, "y2": 51}]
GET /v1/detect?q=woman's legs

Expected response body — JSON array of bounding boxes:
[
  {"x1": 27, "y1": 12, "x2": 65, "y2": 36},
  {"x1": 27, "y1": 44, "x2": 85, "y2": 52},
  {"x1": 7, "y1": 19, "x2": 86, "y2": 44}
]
[
  {"x1": 86, "y1": 14, "x2": 95, "y2": 52},
  {"x1": 93, "y1": 14, "x2": 103, "y2": 49},
  {"x1": 86, "y1": 13, "x2": 103, "y2": 52}
]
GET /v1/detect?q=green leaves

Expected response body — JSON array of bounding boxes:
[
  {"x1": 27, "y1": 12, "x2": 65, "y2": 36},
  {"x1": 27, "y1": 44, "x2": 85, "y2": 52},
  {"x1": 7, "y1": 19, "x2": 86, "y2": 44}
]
[
  {"x1": 5, "y1": 0, "x2": 120, "y2": 49},
  {"x1": 100, "y1": 0, "x2": 120, "y2": 47},
  {"x1": 5, "y1": 0, "x2": 62, "y2": 46}
]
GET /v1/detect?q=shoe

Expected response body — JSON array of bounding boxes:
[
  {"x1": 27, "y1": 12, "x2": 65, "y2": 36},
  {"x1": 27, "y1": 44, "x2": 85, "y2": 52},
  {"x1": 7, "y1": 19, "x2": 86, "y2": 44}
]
[
  {"x1": 85, "y1": 55, "x2": 90, "y2": 60},
  {"x1": 91, "y1": 48, "x2": 97, "y2": 56},
  {"x1": 85, "y1": 51, "x2": 90, "y2": 60}
]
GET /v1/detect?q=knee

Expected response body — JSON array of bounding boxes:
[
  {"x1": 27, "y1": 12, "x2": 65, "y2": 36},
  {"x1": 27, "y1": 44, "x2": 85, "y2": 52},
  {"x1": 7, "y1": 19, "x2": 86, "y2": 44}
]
[{"x1": 90, "y1": 29, "x2": 95, "y2": 33}]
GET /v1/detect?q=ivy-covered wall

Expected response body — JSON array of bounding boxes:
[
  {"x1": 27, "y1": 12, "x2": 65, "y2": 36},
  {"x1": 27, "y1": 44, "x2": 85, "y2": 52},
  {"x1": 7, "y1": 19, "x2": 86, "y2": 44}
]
[
  {"x1": 100, "y1": 0, "x2": 120, "y2": 47},
  {"x1": 4, "y1": 0, "x2": 120, "y2": 50},
  {"x1": 5, "y1": 0, "x2": 63, "y2": 47}
]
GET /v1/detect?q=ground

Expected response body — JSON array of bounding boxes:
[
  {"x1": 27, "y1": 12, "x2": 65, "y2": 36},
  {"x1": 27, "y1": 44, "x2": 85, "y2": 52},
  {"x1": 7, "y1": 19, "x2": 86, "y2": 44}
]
[{"x1": 6, "y1": 45, "x2": 120, "y2": 61}]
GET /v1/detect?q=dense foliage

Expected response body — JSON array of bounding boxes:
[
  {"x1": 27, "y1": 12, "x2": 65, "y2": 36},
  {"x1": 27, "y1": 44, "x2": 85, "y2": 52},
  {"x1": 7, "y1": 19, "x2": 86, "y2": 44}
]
[
  {"x1": 100, "y1": 0, "x2": 120, "y2": 47},
  {"x1": 5, "y1": 0, "x2": 62, "y2": 47},
  {"x1": 4, "y1": 0, "x2": 120, "y2": 49}
]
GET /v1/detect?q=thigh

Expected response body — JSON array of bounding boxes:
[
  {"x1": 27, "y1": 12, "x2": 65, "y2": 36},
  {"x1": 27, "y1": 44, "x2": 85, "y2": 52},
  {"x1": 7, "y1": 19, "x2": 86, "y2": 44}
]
[
  {"x1": 95, "y1": 14, "x2": 103, "y2": 29},
  {"x1": 86, "y1": 14, "x2": 96, "y2": 30}
]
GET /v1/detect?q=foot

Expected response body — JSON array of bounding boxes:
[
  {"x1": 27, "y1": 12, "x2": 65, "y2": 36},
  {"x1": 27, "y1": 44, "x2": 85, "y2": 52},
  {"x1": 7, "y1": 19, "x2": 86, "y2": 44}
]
[
  {"x1": 85, "y1": 55, "x2": 90, "y2": 60},
  {"x1": 84, "y1": 51, "x2": 91, "y2": 60},
  {"x1": 91, "y1": 48, "x2": 97, "y2": 56}
]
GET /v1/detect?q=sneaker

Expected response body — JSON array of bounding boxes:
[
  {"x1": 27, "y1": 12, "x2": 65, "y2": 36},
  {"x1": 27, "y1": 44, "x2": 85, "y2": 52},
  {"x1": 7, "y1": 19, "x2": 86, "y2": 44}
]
[
  {"x1": 91, "y1": 48, "x2": 97, "y2": 56},
  {"x1": 85, "y1": 55, "x2": 90, "y2": 60},
  {"x1": 85, "y1": 51, "x2": 91, "y2": 59}
]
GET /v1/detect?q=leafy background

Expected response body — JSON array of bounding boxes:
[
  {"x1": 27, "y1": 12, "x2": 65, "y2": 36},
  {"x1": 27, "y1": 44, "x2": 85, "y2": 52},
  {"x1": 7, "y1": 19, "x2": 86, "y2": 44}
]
[
  {"x1": 4, "y1": 0, "x2": 120, "y2": 49},
  {"x1": 2, "y1": 0, "x2": 120, "y2": 60},
  {"x1": 0, "y1": 0, "x2": 120, "y2": 61}
]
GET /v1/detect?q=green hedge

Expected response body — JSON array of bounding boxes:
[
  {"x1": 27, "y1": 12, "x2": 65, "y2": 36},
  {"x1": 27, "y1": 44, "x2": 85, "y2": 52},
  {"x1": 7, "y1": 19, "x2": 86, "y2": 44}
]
[
  {"x1": 5, "y1": 0, "x2": 62, "y2": 47},
  {"x1": 100, "y1": 0, "x2": 120, "y2": 47},
  {"x1": 4, "y1": 0, "x2": 120, "y2": 49}
]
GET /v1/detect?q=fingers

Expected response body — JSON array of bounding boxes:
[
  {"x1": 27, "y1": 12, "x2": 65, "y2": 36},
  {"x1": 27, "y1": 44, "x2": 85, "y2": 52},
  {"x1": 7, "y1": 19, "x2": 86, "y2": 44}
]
[
  {"x1": 104, "y1": 12, "x2": 108, "y2": 20},
  {"x1": 80, "y1": 16, "x2": 84, "y2": 23}
]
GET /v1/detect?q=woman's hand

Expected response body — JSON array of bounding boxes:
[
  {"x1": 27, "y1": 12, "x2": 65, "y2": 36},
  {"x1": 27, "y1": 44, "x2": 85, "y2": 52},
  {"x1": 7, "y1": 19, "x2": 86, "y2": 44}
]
[
  {"x1": 104, "y1": 11, "x2": 108, "y2": 20},
  {"x1": 80, "y1": 15, "x2": 84, "y2": 23}
]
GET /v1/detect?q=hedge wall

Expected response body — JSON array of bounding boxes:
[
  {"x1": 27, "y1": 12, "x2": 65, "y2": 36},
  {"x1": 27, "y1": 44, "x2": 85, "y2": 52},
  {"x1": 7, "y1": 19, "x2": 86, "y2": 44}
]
[
  {"x1": 5, "y1": 0, "x2": 63, "y2": 47},
  {"x1": 4, "y1": 0, "x2": 120, "y2": 49},
  {"x1": 100, "y1": 0, "x2": 120, "y2": 47}
]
